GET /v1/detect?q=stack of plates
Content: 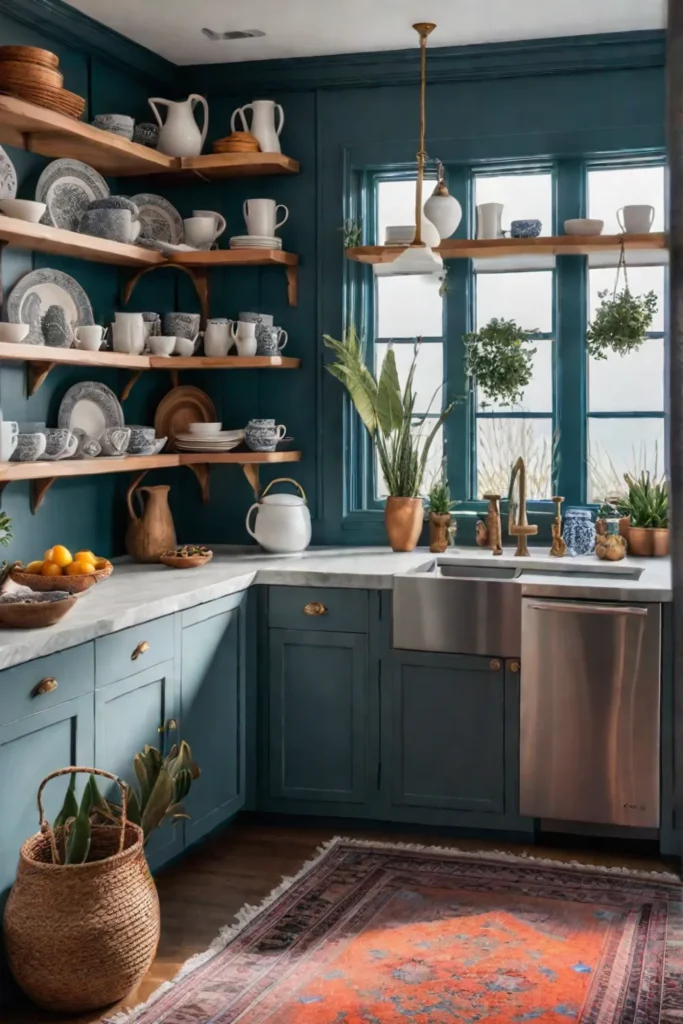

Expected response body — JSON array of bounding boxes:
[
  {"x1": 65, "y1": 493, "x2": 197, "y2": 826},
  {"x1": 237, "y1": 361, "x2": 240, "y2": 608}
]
[
  {"x1": 175, "y1": 429, "x2": 244, "y2": 453},
  {"x1": 213, "y1": 132, "x2": 260, "y2": 154},
  {"x1": 230, "y1": 235, "x2": 282, "y2": 250},
  {"x1": 0, "y1": 46, "x2": 85, "y2": 120}
]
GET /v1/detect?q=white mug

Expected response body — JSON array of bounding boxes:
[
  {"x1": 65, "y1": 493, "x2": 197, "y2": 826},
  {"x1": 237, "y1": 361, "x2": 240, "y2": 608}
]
[
  {"x1": 73, "y1": 325, "x2": 107, "y2": 351},
  {"x1": 0, "y1": 420, "x2": 18, "y2": 461},
  {"x1": 476, "y1": 202, "x2": 504, "y2": 239},
  {"x1": 204, "y1": 319, "x2": 232, "y2": 357},
  {"x1": 183, "y1": 215, "x2": 224, "y2": 250},
  {"x1": 193, "y1": 209, "x2": 226, "y2": 237},
  {"x1": 243, "y1": 198, "x2": 289, "y2": 237},
  {"x1": 617, "y1": 205, "x2": 655, "y2": 234}
]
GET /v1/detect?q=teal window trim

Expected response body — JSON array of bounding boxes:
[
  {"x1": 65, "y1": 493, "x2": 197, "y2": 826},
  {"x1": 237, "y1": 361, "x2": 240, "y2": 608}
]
[{"x1": 342, "y1": 151, "x2": 666, "y2": 530}]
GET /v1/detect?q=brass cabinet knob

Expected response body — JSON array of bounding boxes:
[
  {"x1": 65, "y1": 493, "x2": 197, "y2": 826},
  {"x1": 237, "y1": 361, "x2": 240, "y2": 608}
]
[
  {"x1": 31, "y1": 677, "x2": 58, "y2": 698},
  {"x1": 131, "y1": 640, "x2": 150, "y2": 661},
  {"x1": 168, "y1": 719, "x2": 178, "y2": 731},
  {"x1": 303, "y1": 602, "x2": 328, "y2": 617},
  {"x1": 489, "y1": 659, "x2": 502, "y2": 671},
  {"x1": 509, "y1": 661, "x2": 521, "y2": 674}
]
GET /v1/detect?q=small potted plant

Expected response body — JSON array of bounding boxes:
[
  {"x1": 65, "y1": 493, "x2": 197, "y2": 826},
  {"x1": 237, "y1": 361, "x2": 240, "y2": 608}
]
[
  {"x1": 621, "y1": 471, "x2": 668, "y2": 556},
  {"x1": 463, "y1": 318, "x2": 538, "y2": 407},
  {"x1": 427, "y1": 471, "x2": 459, "y2": 553},
  {"x1": 587, "y1": 245, "x2": 657, "y2": 360}
]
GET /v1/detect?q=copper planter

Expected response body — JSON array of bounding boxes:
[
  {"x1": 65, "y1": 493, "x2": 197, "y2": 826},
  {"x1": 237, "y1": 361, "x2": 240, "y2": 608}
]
[{"x1": 385, "y1": 497, "x2": 424, "y2": 551}]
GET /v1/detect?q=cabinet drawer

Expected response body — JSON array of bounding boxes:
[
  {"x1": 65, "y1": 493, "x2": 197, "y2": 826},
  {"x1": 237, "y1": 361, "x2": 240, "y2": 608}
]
[
  {"x1": 268, "y1": 587, "x2": 368, "y2": 633},
  {"x1": 0, "y1": 643, "x2": 94, "y2": 726},
  {"x1": 95, "y1": 615, "x2": 175, "y2": 688}
]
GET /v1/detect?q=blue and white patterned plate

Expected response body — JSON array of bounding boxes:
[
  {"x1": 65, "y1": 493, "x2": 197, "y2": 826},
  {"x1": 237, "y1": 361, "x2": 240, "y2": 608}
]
[
  {"x1": 0, "y1": 146, "x2": 17, "y2": 202},
  {"x1": 7, "y1": 268, "x2": 94, "y2": 345},
  {"x1": 131, "y1": 193, "x2": 183, "y2": 244},
  {"x1": 57, "y1": 382, "x2": 124, "y2": 440},
  {"x1": 36, "y1": 158, "x2": 109, "y2": 231}
]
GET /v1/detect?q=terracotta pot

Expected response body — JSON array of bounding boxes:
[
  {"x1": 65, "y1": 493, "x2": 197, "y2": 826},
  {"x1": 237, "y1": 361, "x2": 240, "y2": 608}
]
[
  {"x1": 385, "y1": 497, "x2": 424, "y2": 552},
  {"x1": 125, "y1": 483, "x2": 176, "y2": 563},
  {"x1": 429, "y1": 512, "x2": 453, "y2": 553},
  {"x1": 652, "y1": 527, "x2": 670, "y2": 557},
  {"x1": 627, "y1": 526, "x2": 653, "y2": 557},
  {"x1": 618, "y1": 516, "x2": 630, "y2": 542}
]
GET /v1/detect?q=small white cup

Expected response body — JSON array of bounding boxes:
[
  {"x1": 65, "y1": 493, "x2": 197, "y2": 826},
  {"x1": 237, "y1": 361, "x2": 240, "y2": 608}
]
[
  {"x1": 0, "y1": 421, "x2": 18, "y2": 461},
  {"x1": 0, "y1": 322, "x2": 29, "y2": 343},
  {"x1": 73, "y1": 325, "x2": 107, "y2": 351},
  {"x1": 0, "y1": 199, "x2": 47, "y2": 223},
  {"x1": 617, "y1": 205, "x2": 655, "y2": 234},
  {"x1": 150, "y1": 335, "x2": 177, "y2": 357},
  {"x1": 193, "y1": 209, "x2": 226, "y2": 238},
  {"x1": 184, "y1": 216, "x2": 221, "y2": 250}
]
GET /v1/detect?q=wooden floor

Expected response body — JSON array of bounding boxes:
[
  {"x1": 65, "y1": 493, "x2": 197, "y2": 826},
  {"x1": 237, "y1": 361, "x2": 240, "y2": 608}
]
[{"x1": 12, "y1": 820, "x2": 679, "y2": 1024}]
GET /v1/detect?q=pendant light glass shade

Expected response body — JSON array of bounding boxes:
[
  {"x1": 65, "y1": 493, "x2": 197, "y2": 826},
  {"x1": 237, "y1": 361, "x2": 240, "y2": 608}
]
[
  {"x1": 374, "y1": 245, "x2": 443, "y2": 277},
  {"x1": 424, "y1": 180, "x2": 462, "y2": 240}
]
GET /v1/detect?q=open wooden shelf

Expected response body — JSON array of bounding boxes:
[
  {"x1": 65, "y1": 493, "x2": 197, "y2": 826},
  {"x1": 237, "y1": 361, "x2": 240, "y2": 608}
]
[
  {"x1": 178, "y1": 451, "x2": 301, "y2": 465},
  {"x1": 153, "y1": 355, "x2": 300, "y2": 369},
  {"x1": 180, "y1": 152, "x2": 299, "y2": 179},
  {"x1": 0, "y1": 215, "x2": 163, "y2": 266},
  {"x1": 346, "y1": 233, "x2": 669, "y2": 263},
  {"x1": 0, "y1": 342, "x2": 148, "y2": 370},
  {"x1": 168, "y1": 249, "x2": 297, "y2": 267}
]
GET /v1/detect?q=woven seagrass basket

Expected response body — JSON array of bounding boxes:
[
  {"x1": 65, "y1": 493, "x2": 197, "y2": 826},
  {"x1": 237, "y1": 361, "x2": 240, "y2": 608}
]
[{"x1": 3, "y1": 767, "x2": 160, "y2": 1013}]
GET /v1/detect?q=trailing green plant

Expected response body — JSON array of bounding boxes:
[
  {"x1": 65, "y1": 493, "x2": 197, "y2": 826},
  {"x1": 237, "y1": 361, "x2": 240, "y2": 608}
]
[
  {"x1": 50, "y1": 740, "x2": 200, "y2": 865},
  {"x1": 0, "y1": 510, "x2": 11, "y2": 547},
  {"x1": 339, "y1": 218, "x2": 362, "y2": 248},
  {"x1": 428, "y1": 470, "x2": 458, "y2": 516},
  {"x1": 622, "y1": 471, "x2": 668, "y2": 528},
  {"x1": 323, "y1": 328, "x2": 456, "y2": 497},
  {"x1": 586, "y1": 244, "x2": 657, "y2": 360},
  {"x1": 463, "y1": 318, "x2": 538, "y2": 407}
]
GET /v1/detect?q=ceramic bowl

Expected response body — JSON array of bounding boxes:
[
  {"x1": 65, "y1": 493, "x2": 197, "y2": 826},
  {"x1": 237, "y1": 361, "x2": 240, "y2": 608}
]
[
  {"x1": 385, "y1": 225, "x2": 415, "y2": 245},
  {"x1": 163, "y1": 313, "x2": 200, "y2": 339},
  {"x1": 188, "y1": 422, "x2": 222, "y2": 436},
  {"x1": 43, "y1": 428, "x2": 75, "y2": 460},
  {"x1": 0, "y1": 199, "x2": 47, "y2": 223},
  {"x1": 92, "y1": 114, "x2": 134, "y2": 140},
  {"x1": 88, "y1": 196, "x2": 140, "y2": 218},
  {"x1": 239, "y1": 311, "x2": 273, "y2": 326},
  {"x1": 136, "y1": 437, "x2": 167, "y2": 456},
  {"x1": 0, "y1": 322, "x2": 29, "y2": 343},
  {"x1": 133, "y1": 122, "x2": 159, "y2": 147},
  {"x1": 564, "y1": 218, "x2": 604, "y2": 236},
  {"x1": 100, "y1": 426, "x2": 131, "y2": 456},
  {"x1": 149, "y1": 335, "x2": 176, "y2": 357},
  {"x1": 127, "y1": 426, "x2": 157, "y2": 454},
  {"x1": 11, "y1": 432, "x2": 47, "y2": 462},
  {"x1": 510, "y1": 219, "x2": 542, "y2": 238},
  {"x1": 79, "y1": 208, "x2": 138, "y2": 244}
]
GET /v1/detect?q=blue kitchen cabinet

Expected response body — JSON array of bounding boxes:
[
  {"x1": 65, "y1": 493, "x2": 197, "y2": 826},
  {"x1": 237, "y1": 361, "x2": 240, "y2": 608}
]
[
  {"x1": 386, "y1": 650, "x2": 510, "y2": 822},
  {"x1": 0, "y1": 693, "x2": 95, "y2": 898},
  {"x1": 95, "y1": 660, "x2": 182, "y2": 870},
  {"x1": 265, "y1": 628, "x2": 375, "y2": 809},
  {"x1": 180, "y1": 593, "x2": 247, "y2": 845}
]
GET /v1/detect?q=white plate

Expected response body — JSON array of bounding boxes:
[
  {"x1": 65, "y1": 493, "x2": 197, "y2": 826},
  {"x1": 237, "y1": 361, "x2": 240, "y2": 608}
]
[
  {"x1": 57, "y1": 382, "x2": 124, "y2": 439},
  {"x1": 132, "y1": 193, "x2": 184, "y2": 244},
  {"x1": 7, "y1": 268, "x2": 94, "y2": 345},
  {"x1": 0, "y1": 146, "x2": 17, "y2": 202},
  {"x1": 36, "y1": 159, "x2": 109, "y2": 231}
]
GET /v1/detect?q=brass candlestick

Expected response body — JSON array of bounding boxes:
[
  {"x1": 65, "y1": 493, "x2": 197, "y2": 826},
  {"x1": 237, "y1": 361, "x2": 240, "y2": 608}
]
[
  {"x1": 482, "y1": 493, "x2": 503, "y2": 555},
  {"x1": 550, "y1": 495, "x2": 567, "y2": 557}
]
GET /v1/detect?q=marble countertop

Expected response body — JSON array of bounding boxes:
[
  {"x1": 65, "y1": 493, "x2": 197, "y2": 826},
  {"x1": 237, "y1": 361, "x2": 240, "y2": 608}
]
[{"x1": 0, "y1": 546, "x2": 671, "y2": 671}]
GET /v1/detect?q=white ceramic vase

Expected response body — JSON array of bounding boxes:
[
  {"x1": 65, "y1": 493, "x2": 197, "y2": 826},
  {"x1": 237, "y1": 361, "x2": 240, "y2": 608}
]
[{"x1": 231, "y1": 100, "x2": 284, "y2": 153}]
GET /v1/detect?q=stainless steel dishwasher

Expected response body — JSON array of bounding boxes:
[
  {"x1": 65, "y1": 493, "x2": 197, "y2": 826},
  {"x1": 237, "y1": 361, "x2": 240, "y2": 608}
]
[{"x1": 519, "y1": 598, "x2": 661, "y2": 828}]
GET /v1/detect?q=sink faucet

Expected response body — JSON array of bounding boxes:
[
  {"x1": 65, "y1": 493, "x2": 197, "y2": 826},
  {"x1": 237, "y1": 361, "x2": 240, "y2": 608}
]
[{"x1": 507, "y1": 457, "x2": 538, "y2": 557}]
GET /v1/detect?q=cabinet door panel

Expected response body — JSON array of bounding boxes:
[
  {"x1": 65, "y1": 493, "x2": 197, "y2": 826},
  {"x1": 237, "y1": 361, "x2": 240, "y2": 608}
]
[
  {"x1": 95, "y1": 661, "x2": 181, "y2": 868},
  {"x1": 391, "y1": 651, "x2": 505, "y2": 813},
  {"x1": 269, "y1": 629, "x2": 369, "y2": 803},
  {"x1": 182, "y1": 603, "x2": 245, "y2": 844},
  {"x1": 0, "y1": 694, "x2": 94, "y2": 897}
]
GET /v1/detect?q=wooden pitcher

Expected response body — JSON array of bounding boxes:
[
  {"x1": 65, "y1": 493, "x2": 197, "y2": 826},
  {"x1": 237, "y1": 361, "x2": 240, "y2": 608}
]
[{"x1": 125, "y1": 483, "x2": 176, "y2": 563}]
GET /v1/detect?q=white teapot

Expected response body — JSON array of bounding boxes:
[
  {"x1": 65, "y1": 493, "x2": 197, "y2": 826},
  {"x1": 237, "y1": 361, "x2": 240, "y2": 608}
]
[{"x1": 246, "y1": 478, "x2": 311, "y2": 554}]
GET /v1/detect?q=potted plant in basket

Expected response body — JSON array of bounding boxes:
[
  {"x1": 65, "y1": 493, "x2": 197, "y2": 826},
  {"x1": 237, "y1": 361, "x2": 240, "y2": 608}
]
[
  {"x1": 324, "y1": 329, "x2": 455, "y2": 551},
  {"x1": 463, "y1": 318, "x2": 538, "y2": 407},
  {"x1": 587, "y1": 243, "x2": 658, "y2": 360},
  {"x1": 3, "y1": 740, "x2": 200, "y2": 1014},
  {"x1": 427, "y1": 471, "x2": 459, "y2": 553},
  {"x1": 620, "y1": 471, "x2": 668, "y2": 557}
]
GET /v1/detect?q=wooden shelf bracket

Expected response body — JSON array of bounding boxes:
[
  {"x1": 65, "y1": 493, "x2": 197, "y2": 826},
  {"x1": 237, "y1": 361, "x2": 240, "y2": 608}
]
[
  {"x1": 121, "y1": 370, "x2": 144, "y2": 402},
  {"x1": 185, "y1": 462, "x2": 210, "y2": 503},
  {"x1": 242, "y1": 463, "x2": 261, "y2": 497},
  {"x1": 32, "y1": 477, "x2": 56, "y2": 513},
  {"x1": 124, "y1": 263, "x2": 210, "y2": 324},
  {"x1": 286, "y1": 264, "x2": 298, "y2": 307},
  {"x1": 27, "y1": 360, "x2": 56, "y2": 397}
]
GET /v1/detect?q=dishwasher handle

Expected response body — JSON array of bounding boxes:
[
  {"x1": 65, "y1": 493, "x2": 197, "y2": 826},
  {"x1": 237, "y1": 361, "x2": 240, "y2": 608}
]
[{"x1": 526, "y1": 601, "x2": 647, "y2": 617}]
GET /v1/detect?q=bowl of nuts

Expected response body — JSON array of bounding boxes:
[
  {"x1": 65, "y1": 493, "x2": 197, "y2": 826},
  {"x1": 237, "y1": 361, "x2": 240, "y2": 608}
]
[{"x1": 159, "y1": 545, "x2": 213, "y2": 570}]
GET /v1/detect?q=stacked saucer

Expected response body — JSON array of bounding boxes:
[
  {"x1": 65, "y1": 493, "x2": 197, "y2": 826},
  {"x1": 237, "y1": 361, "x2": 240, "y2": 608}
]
[
  {"x1": 230, "y1": 235, "x2": 282, "y2": 250},
  {"x1": 175, "y1": 424, "x2": 245, "y2": 453}
]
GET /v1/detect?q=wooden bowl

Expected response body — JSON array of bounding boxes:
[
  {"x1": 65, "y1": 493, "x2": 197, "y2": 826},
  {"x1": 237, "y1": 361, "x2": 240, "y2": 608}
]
[
  {"x1": 11, "y1": 561, "x2": 113, "y2": 594},
  {"x1": 0, "y1": 594, "x2": 77, "y2": 629},
  {"x1": 160, "y1": 551, "x2": 213, "y2": 570},
  {"x1": 0, "y1": 61, "x2": 63, "y2": 89},
  {"x1": 0, "y1": 45, "x2": 60, "y2": 69}
]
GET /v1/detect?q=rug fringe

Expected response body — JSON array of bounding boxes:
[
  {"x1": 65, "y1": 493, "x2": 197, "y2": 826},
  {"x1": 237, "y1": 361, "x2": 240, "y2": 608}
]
[{"x1": 103, "y1": 834, "x2": 679, "y2": 1023}]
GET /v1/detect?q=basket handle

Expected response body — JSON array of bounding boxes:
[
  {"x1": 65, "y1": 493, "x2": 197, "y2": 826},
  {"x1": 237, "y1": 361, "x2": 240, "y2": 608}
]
[
  {"x1": 260, "y1": 477, "x2": 307, "y2": 502},
  {"x1": 38, "y1": 767, "x2": 129, "y2": 861}
]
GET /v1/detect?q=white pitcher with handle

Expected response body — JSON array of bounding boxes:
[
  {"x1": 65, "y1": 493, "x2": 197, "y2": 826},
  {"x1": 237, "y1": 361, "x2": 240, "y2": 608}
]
[
  {"x1": 148, "y1": 94, "x2": 209, "y2": 157},
  {"x1": 230, "y1": 100, "x2": 284, "y2": 153}
]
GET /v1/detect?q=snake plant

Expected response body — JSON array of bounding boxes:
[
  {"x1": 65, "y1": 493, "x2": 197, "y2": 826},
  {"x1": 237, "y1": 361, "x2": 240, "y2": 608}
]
[
  {"x1": 324, "y1": 328, "x2": 456, "y2": 497},
  {"x1": 622, "y1": 471, "x2": 668, "y2": 529}
]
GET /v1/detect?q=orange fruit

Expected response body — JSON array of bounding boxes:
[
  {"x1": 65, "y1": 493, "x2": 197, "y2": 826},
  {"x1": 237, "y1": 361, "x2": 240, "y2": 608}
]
[
  {"x1": 93, "y1": 557, "x2": 110, "y2": 571},
  {"x1": 42, "y1": 562, "x2": 63, "y2": 577},
  {"x1": 66, "y1": 560, "x2": 96, "y2": 576},
  {"x1": 44, "y1": 545, "x2": 72, "y2": 568},
  {"x1": 25, "y1": 560, "x2": 44, "y2": 574},
  {"x1": 74, "y1": 550, "x2": 96, "y2": 566}
]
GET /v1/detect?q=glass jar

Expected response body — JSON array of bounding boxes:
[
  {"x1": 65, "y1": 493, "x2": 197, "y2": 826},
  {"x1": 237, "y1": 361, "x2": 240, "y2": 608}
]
[{"x1": 563, "y1": 507, "x2": 595, "y2": 557}]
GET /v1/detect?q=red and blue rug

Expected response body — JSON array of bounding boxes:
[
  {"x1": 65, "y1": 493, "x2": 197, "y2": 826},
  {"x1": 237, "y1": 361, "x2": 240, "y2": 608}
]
[{"x1": 112, "y1": 838, "x2": 682, "y2": 1023}]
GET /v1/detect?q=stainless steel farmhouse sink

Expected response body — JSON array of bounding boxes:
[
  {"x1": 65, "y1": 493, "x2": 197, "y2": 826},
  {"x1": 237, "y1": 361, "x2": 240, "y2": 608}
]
[{"x1": 392, "y1": 557, "x2": 644, "y2": 657}]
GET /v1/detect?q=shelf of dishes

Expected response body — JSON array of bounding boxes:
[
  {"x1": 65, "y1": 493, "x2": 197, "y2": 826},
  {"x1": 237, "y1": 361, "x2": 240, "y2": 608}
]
[
  {"x1": 0, "y1": 95, "x2": 300, "y2": 178},
  {"x1": 345, "y1": 233, "x2": 668, "y2": 263},
  {"x1": 0, "y1": 450, "x2": 302, "y2": 481}
]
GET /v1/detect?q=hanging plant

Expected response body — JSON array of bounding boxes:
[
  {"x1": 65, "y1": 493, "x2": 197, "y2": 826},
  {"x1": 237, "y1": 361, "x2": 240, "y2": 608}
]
[
  {"x1": 463, "y1": 318, "x2": 538, "y2": 407},
  {"x1": 586, "y1": 242, "x2": 657, "y2": 360},
  {"x1": 339, "y1": 219, "x2": 362, "y2": 248}
]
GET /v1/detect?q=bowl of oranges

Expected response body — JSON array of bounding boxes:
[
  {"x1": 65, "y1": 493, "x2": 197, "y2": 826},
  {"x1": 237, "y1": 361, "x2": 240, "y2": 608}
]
[{"x1": 11, "y1": 546, "x2": 113, "y2": 593}]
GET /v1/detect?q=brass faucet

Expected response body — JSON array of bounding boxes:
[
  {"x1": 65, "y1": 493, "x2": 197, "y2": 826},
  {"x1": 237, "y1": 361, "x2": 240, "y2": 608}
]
[{"x1": 507, "y1": 457, "x2": 538, "y2": 556}]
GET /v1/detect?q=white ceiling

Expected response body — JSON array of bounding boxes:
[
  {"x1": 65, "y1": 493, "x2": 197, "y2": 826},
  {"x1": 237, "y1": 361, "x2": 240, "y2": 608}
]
[{"x1": 64, "y1": 0, "x2": 666, "y2": 66}]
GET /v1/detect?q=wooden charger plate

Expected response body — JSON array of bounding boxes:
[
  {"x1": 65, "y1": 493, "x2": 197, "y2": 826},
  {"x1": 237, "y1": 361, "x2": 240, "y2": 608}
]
[
  {"x1": 154, "y1": 386, "x2": 217, "y2": 452},
  {"x1": 0, "y1": 61, "x2": 63, "y2": 89},
  {"x1": 0, "y1": 45, "x2": 59, "y2": 69},
  {"x1": 0, "y1": 83, "x2": 85, "y2": 119}
]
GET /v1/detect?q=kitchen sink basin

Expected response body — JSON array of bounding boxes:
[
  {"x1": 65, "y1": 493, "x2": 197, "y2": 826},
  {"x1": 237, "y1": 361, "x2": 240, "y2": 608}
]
[{"x1": 436, "y1": 564, "x2": 518, "y2": 580}]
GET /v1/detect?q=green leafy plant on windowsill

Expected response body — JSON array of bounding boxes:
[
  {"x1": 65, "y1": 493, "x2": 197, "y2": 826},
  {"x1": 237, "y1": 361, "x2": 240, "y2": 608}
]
[
  {"x1": 464, "y1": 318, "x2": 538, "y2": 407},
  {"x1": 622, "y1": 471, "x2": 668, "y2": 528},
  {"x1": 587, "y1": 244, "x2": 658, "y2": 360},
  {"x1": 0, "y1": 510, "x2": 11, "y2": 547},
  {"x1": 428, "y1": 475, "x2": 459, "y2": 516},
  {"x1": 339, "y1": 218, "x2": 362, "y2": 248},
  {"x1": 323, "y1": 328, "x2": 456, "y2": 497}
]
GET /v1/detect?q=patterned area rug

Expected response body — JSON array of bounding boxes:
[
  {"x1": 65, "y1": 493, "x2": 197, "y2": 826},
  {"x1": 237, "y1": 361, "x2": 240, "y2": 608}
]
[{"x1": 110, "y1": 839, "x2": 682, "y2": 1024}]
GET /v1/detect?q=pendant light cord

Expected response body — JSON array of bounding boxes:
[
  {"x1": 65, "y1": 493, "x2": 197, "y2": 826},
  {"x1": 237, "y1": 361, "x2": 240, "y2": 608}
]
[{"x1": 412, "y1": 23, "x2": 435, "y2": 247}]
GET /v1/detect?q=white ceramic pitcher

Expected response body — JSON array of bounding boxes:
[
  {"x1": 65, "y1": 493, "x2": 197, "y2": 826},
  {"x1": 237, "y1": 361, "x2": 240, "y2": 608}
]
[
  {"x1": 231, "y1": 100, "x2": 284, "y2": 153},
  {"x1": 112, "y1": 313, "x2": 145, "y2": 355},
  {"x1": 148, "y1": 94, "x2": 209, "y2": 157},
  {"x1": 230, "y1": 320, "x2": 257, "y2": 357},
  {"x1": 204, "y1": 319, "x2": 233, "y2": 357},
  {"x1": 246, "y1": 478, "x2": 312, "y2": 554}
]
